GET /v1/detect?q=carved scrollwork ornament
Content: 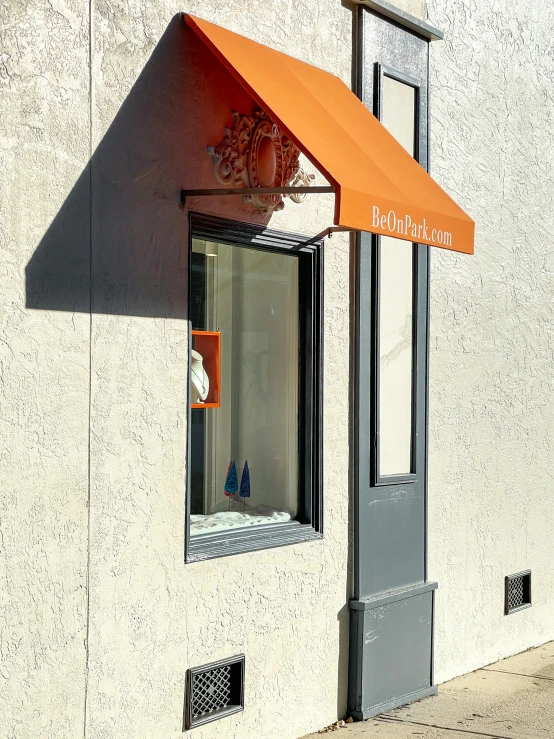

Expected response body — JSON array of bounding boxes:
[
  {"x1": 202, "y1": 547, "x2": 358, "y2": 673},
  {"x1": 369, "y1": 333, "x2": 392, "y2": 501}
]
[{"x1": 208, "y1": 108, "x2": 315, "y2": 213}]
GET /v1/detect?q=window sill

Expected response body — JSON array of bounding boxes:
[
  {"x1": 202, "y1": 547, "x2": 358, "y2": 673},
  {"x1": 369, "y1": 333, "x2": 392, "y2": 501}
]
[{"x1": 186, "y1": 521, "x2": 322, "y2": 562}]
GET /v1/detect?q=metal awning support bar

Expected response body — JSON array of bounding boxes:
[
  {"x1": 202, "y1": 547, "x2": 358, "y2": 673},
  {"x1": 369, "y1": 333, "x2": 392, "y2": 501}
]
[
  {"x1": 315, "y1": 226, "x2": 353, "y2": 240},
  {"x1": 299, "y1": 225, "x2": 354, "y2": 247},
  {"x1": 180, "y1": 186, "x2": 334, "y2": 206}
]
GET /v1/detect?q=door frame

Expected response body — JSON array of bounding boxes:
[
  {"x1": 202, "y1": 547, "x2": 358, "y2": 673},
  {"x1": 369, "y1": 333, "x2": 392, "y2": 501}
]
[{"x1": 348, "y1": 2, "x2": 441, "y2": 719}]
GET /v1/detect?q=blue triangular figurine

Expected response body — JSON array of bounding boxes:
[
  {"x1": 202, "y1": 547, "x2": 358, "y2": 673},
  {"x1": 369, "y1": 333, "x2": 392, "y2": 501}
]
[
  {"x1": 239, "y1": 460, "x2": 251, "y2": 498},
  {"x1": 224, "y1": 460, "x2": 239, "y2": 497}
]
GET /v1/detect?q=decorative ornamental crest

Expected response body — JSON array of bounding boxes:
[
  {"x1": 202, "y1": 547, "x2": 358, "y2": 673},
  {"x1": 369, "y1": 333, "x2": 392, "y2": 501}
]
[{"x1": 207, "y1": 108, "x2": 315, "y2": 213}]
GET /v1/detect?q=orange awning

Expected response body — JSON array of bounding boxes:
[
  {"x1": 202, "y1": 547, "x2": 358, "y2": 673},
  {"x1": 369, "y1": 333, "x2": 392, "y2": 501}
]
[{"x1": 185, "y1": 14, "x2": 475, "y2": 255}]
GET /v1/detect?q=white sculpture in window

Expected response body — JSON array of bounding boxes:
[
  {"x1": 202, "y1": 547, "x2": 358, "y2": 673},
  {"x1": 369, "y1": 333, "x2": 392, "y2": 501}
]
[{"x1": 190, "y1": 349, "x2": 210, "y2": 404}]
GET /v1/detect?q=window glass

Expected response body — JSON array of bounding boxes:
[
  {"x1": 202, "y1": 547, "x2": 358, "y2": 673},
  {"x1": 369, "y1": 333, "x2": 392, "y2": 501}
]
[
  {"x1": 381, "y1": 74, "x2": 415, "y2": 153},
  {"x1": 190, "y1": 238, "x2": 299, "y2": 535},
  {"x1": 378, "y1": 75, "x2": 416, "y2": 477},
  {"x1": 378, "y1": 236, "x2": 413, "y2": 476}
]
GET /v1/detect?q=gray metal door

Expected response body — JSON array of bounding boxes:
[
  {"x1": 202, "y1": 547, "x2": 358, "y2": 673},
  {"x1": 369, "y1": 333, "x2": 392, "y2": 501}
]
[{"x1": 348, "y1": 5, "x2": 439, "y2": 720}]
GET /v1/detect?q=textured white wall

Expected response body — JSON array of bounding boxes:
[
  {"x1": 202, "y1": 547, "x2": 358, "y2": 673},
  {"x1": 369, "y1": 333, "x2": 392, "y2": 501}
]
[
  {"x1": 7, "y1": 0, "x2": 554, "y2": 735},
  {"x1": 395, "y1": 0, "x2": 426, "y2": 17},
  {"x1": 0, "y1": 0, "x2": 90, "y2": 736},
  {"x1": 86, "y1": 5, "x2": 351, "y2": 737},
  {"x1": 0, "y1": 2, "x2": 352, "y2": 739},
  {"x1": 427, "y1": 0, "x2": 554, "y2": 684}
]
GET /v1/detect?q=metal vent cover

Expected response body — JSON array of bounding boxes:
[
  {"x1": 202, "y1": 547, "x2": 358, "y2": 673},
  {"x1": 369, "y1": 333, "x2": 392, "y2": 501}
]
[
  {"x1": 185, "y1": 655, "x2": 245, "y2": 730},
  {"x1": 505, "y1": 570, "x2": 531, "y2": 615}
]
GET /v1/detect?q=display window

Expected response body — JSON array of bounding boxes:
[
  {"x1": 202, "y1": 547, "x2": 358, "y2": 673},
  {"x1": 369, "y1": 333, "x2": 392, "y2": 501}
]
[{"x1": 186, "y1": 215, "x2": 322, "y2": 561}]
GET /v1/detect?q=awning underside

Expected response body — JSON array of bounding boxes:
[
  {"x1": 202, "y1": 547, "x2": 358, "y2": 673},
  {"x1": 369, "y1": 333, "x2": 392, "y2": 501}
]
[{"x1": 185, "y1": 14, "x2": 474, "y2": 255}]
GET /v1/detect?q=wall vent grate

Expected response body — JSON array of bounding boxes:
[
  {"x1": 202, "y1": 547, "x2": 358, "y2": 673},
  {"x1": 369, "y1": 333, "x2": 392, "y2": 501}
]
[
  {"x1": 505, "y1": 570, "x2": 531, "y2": 615},
  {"x1": 185, "y1": 655, "x2": 245, "y2": 730}
]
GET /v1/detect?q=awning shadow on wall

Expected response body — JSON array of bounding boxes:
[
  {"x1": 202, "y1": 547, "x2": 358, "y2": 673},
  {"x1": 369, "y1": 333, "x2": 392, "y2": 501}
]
[{"x1": 25, "y1": 14, "x2": 270, "y2": 319}]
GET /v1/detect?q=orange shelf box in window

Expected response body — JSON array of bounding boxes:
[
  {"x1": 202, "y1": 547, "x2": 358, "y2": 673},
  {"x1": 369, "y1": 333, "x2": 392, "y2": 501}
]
[{"x1": 191, "y1": 331, "x2": 221, "y2": 408}]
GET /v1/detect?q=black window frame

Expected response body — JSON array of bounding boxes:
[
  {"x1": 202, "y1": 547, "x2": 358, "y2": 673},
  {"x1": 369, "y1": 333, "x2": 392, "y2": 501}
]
[
  {"x1": 371, "y1": 62, "x2": 424, "y2": 487},
  {"x1": 185, "y1": 212, "x2": 323, "y2": 562}
]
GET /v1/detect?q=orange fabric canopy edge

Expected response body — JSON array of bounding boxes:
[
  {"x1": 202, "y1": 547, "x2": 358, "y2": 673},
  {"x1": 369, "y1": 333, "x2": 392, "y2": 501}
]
[{"x1": 185, "y1": 14, "x2": 475, "y2": 255}]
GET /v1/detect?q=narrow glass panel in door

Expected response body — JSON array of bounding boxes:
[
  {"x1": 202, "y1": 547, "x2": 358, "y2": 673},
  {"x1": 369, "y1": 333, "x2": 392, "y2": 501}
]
[{"x1": 378, "y1": 73, "x2": 417, "y2": 478}]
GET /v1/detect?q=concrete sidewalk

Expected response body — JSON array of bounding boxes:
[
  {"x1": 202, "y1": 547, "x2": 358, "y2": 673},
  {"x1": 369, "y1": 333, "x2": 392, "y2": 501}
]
[{"x1": 301, "y1": 642, "x2": 554, "y2": 738}]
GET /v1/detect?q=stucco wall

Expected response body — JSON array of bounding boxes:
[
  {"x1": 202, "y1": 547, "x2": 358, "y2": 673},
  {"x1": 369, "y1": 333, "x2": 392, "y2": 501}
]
[
  {"x1": 395, "y1": 0, "x2": 426, "y2": 17},
  {"x1": 0, "y1": 1, "x2": 90, "y2": 736},
  {"x1": 2, "y1": 2, "x2": 352, "y2": 739},
  {"x1": 87, "y1": 10, "x2": 351, "y2": 736},
  {"x1": 427, "y1": 0, "x2": 554, "y2": 684},
  {"x1": 6, "y1": 0, "x2": 554, "y2": 736}
]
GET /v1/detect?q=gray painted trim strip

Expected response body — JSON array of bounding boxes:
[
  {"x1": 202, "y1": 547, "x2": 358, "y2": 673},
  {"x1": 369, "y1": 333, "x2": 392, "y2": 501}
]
[
  {"x1": 350, "y1": 0, "x2": 444, "y2": 40},
  {"x1": 350, "y1": 685, "x2": 438, "y2": 721},
  {"x1": 350, "y1": 580, "x2": 438, "y2": 610}
]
